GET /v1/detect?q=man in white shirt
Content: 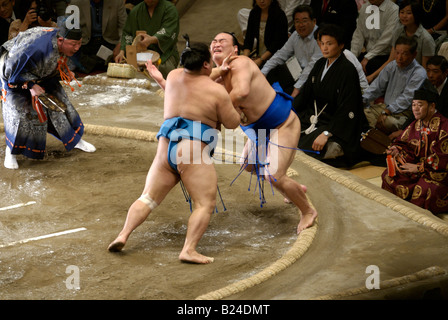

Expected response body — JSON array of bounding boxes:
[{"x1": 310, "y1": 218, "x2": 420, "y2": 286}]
[
  {"x1": 351, "y1": 0, "x2": 400, "y2": 76},
  {"x1": 261, "y1": 5, "x2": 321, "y2": 97},
  {"x1": 363, "y1": 36, "x2": 427, "y2": 134}
]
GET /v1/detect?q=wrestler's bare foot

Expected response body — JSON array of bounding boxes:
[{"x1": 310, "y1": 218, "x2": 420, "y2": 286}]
[
  {"x1": 108, "y1": 237, "x2": 126, "y2": 252},
  {"x1": 179, "y1": 250, "x2": 214, "y2": 264},
  {"x1": 297, "y1": 208, "x2": 318, "y2": 234},
  {"x1": 284, "y1": 184, "x2": 307, "y2": 203}
]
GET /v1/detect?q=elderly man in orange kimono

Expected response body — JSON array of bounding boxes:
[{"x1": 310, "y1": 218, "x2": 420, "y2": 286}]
[{"x1": 382, "y1": 79, "x2": 448, "y2": 215}]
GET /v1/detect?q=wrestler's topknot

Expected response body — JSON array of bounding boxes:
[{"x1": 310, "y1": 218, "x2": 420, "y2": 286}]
[{"x1": 180, "y1": 35, "x2": 211, "y2": 71}]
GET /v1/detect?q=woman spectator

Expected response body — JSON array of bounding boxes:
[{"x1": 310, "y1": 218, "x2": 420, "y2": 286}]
[
  {"x1": 420, "y1": 0, "x2": 448, "y2": 39},
  {"x1": 243, "y1": 0, "x2": 289, "y2": 68},
  {"x1": 366, "y1": 0, "x2": 435, "y2": 84}
]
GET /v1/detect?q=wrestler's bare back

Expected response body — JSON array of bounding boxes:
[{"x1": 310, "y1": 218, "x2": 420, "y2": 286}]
[{"x1": 163, "y1": 68, "x2": 239, "y2": 130}]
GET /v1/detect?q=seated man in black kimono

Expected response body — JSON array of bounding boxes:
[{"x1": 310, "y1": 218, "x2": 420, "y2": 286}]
[{"x1": 293, "y1": 24, "x2": 369, "y2": 167}]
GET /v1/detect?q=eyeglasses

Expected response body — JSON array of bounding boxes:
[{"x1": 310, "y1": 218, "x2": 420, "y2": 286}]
[{"x1": 294, "y1": 19, "x2": 311, "y2": 25}]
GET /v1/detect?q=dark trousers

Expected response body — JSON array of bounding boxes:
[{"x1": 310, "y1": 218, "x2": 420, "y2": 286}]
[
  {"x1": 77, "y1": 37, "x2": 116, "y2": 74},
  {"x1": 358, "y1": 52, "x2": 389, "y2": 76},
  {"x1": 265, "y1": 64, "x2": 295, "y2": 95}
]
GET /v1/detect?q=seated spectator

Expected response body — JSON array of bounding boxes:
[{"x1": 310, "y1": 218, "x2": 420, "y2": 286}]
[
  {"x1": 310, "y1": 0, "x2": 358, "y2": 50},
  {"x1": 420, "y1": 0, "x2": 448, "y2": 40},
  {"x1": 124, "y1": 0, "x2": 143, "y2": 14},
  {"x1": 381, "y1": 79, "x2": 448, "y2": 215},
  {"x1": 242, "y1": 0, "x2": 289, "y2": 68},
  {"x1": 293, "y1": 24, "x2": 370, "y2": 166},
  {"x1": 351, "y1": 0, "x2": 400, "y2": 77},
  {"x1": 356, "y1": 0, "x2": 368, "y2": 10},
  {"x1": 343, "y1": 49, "x2": 370, "y2": 94},
  {"x1": 238, "y1": 0, "x2": 311, "y2": 36},
  {"x1": 8, "y1": 0, "x2": 56, "y2": 40},
  {"x1": 393, "y1": 54, "x2": 448, "y2": 134},
  {"x1": 426, "y1": 55, "x2": 448, "y2": 117},
  {"x1": 48, "y1": 0, "x2": 68, "y2": 18},
  {"x1": 70, "y1": 0, "x2": 127, "y2": 74},
  {"x1": 363, "y1": 36, "x2": 427, "y2": 135},
  {"x1": 115, "y1": 0, "x2": 179, "y2": 78},
  {"x1": 366, "y1": 0, "x2": 435, "y2": 84},
  {"x1": 0, "y1": 0, "x2": 17, "y2": 45},
  {"x1": 261, "y1": 4, "x2": 322, "y2": 97}
]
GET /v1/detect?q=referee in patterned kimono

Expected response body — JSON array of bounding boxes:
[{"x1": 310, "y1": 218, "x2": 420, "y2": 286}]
[{"x1": 0, "y1": 22, "x2": 95, "y2": 169}]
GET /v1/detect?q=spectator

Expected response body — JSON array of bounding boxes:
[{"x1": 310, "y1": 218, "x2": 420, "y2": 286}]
[
  {"x1": 8, "y1": 0, "x2": 57, "y2": 40},
  {"x1": 70, "y1": 0, "x2": 127, "y2": 74},
  {"x1": 238, "y1": 0, "x2": 311, "y2": 35},
  {"x1": 293, "y1": 24, "x2": 369, "y2": 166},
  {"x1": 309, "y1": 0, "x2": 358, "y2": 50},
  {"x1": 261, "y1": 4, "x2": 322, "y2": 97},
  {"x1": 242, "y1": 0, "x2": 289, "y2": 68},
  {"x1": 351, "y1": 0, "x2": 400, "y2": 77},
  {"x1": 51, "y1": 0, "x2": 68, "y2": 18},
  {"x1": 363, "y1": 36, "x2": 427, "y2": 135},
  {"x1": 278, "y1": 0, "x2": 311, "y2": 30},
  {"x1": 366, "y1": 0, "x2": 435, "y2": 84},
  {"x1": 420, "y1": 0, "x2": 448, "y2": 40},
  {"x1": 426, "y1": 55, "x2": 448, "y2": 117},
  {"x1": 356, "y1": 0, "x2": 367, "y2": 10},
  {"x1": 0, "y1": 0, "x2": 17, "y2": 44},
  {"x1": 381, "y1": 79, "x2": 448, "y2": 215},
  {"x1": 396, "y1": 54, "x2": 448, "y2": 132},
  {"x1": 115, "y1": 0, "x2": 179, "y2": 78}
]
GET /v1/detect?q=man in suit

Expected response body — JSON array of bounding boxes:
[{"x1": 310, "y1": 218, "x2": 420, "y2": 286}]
[
  {"x1": 426, "y1": 55, "x2": 448, "y2": 117},
  {"x1": 310, "y1": 0, "x2": 358, "y2": 50},
  {"x1": 70, "y1": 0, "x2": 127, "y2": 73}
]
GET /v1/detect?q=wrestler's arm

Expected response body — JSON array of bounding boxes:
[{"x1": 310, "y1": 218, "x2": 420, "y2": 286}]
[
  {"x1": 227, "y1": 58, "x2": 252, "y2": 107},
  {"x1": 216, "y1": 85, "x2": 241, "y2": 130},
  {"x1": 145, "y1": 60, "x2": 166, "y2": 89},
  {"x1": 210, "y1": 54, "x2": 237, "y2": 82}
]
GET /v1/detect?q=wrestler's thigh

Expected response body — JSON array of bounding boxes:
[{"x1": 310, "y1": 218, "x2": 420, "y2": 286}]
[
  {"x1": 177, "y1": 141, "x2": 217, "y2": 207},
  {"x1": 241, "y1": 139, "x2": 256, "y2": 172},
  {"x1": 143, "y1": 138, "x2": 180, "y2": 203},
  {"x1": 267, "y1": 113, "x2": 300, "y2": 177}
]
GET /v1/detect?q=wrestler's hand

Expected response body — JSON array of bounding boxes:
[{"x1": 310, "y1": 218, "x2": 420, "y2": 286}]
[
  {"x1": 146, "y1": 59, "x2": 166, "y2": 89},
  {"x1": 220, "y1": 53, "x2": 237, "y2": 73},
  {"x1": 312, "y1": 133, "x2": 328, "y2": 152},
  {"x1": 30, "y1": 84, "x2": 45, "y2": 97}
]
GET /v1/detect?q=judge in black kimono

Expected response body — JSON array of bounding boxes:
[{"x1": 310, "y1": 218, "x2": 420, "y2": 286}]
[{"x1": 293, "y1": 24, "x2": 369, "y2": 166}]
